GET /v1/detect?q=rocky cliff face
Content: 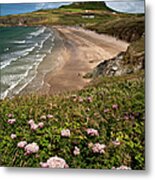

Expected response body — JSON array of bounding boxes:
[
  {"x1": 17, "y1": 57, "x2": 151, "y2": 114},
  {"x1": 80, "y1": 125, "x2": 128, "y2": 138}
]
[
  {"x1": 84, "y1": 36, "x2": 144, "y2": 78},
  {"x1": 0, "y1": 16, "x2": 44, "y2": 26}
]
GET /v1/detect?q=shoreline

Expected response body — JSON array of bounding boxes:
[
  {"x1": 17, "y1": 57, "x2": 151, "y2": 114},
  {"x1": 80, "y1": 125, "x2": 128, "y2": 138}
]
[{"x1": 19, "y1": 26, "x2": 129, "y2": 96}]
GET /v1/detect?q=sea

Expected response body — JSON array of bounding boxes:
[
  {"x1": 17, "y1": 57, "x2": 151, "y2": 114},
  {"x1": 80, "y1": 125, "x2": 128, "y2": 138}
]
[{"x1": 0, "y1": 26, "x2": 55, "y2": 99}]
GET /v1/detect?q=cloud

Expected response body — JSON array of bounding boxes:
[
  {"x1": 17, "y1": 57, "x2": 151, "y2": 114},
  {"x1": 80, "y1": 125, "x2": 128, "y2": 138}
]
[
  {"x1": 105, "y1": 0, "x2": 144, "y2": 14},
  {"x1": 34, "y1": 2, "x2": 71, "y2": 11}
]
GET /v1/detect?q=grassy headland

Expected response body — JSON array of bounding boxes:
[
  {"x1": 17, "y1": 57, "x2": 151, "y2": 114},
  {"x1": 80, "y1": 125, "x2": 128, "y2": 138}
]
[{"x1": 0, "y1": 2, "x2": 145, "y2": 169}]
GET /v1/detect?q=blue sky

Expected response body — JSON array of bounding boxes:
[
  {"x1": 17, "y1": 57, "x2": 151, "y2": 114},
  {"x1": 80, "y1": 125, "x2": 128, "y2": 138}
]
[{"x1": 0, "y1": 1, "x2": 144, "y2": 16}]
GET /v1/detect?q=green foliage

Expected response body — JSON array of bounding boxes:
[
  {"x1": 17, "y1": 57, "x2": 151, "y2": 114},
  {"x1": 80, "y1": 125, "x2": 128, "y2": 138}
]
[{"x1": 0, "y1": 73, "x2": 145, "y2": 169}]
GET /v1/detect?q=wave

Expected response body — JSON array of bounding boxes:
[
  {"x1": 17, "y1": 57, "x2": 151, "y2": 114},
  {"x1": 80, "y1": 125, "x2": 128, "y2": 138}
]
[
  {"x1": 0, "y1": 46, "x2": 35, "y2": 69},
  {"x1": 30, "y1": 26, "x2": 46, "y2": 37},
  {"x1": 39, "y1": 33, "x2": 52, "y2": 50},
  {"x1": 12, "y1": 40, "x2": 26, "y2": 44},
  {"x1": 0, "y1": 53, "x2": 47, "y2": 99}
]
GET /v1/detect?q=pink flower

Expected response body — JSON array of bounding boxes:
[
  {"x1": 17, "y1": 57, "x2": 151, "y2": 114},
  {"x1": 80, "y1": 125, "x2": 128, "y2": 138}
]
[
  {"x1": 28, "y1": 119, "x2": 34, "y2": 125},
  {"x1": 112, "y1": 104, "x2": 118, "y2": 110},
  {"x1": 73, "y1": 146, "x2": 80, "y2": 156},
  {"x1": 78, "y1": 97, "x2": 83, "y2": 102},
  {"x1": 47, "y1": 114, "x2": 53, "y2": 119},
  {"x1": 17, "y1": 141, "x2": 27, "y2": 148},
  {"x1": 7, "y1": 114, "x2": 13, "y2": 118},
  {"x1": 87, "y1": 96, "x2": 93, "y2": 103},
  {"x1": 38, "y1": 122, "x2": 44, "y2": 128},
  {"x1": 40, "y1": 162, "x2": 49, "y2": 168},
  {"x1": 46, "y1": 156, "x2": 68, "y2": 168},
  {"x1": 112, "y1": 140, "x2": 121, "y2": 146},
  {"x1": 11, "y1": 134, "x2": 17, "y2": 139},
  {"x1": 30, "y1": 123, "x2": 38, "y2": 131},
  {"x1": 113, "y1": 165, "x2": 131, "y2": 170},
  {"x1": 7, "y1": 119, "x2": 16, "y2": 124},
  {"x1": 124, "y1": 115, "x2": 129, "y2": 120},
  {"x1": 61, "y1": 129, "x2": 70, "y2": 137},
  {"x1": 104, "y1": 109, "x2": 110, "y2": 113},
  {"x1": 86, "y1": 128, "x2": 99, "y2": 136},
  {"x1": 24, "y1": 142, "x2": 39, "y2": 155},
  {"x1": 40, "y1": 115, "x2": 46, "y2": 120},
  {"x1": 92, "y1": 143, "x2": 106, "y2": 154}
]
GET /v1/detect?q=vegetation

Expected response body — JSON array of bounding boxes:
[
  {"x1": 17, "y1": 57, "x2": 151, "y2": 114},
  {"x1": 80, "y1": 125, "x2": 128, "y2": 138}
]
[
  {"x1": 0, "y1": 2, "x2": 145, "y2": 169},
  {"x1": 0, "y1": 72, "x2": 145, "y2": 169}
]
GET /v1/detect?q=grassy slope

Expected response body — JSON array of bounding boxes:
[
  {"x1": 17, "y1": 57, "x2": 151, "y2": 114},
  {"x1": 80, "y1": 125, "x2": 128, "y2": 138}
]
[
  {"x1": 0, "y1": 72, "x2": 144, "y2": 169},
  {"x1": 0, "y1": 2, "x2": 145, "y2": 169}
]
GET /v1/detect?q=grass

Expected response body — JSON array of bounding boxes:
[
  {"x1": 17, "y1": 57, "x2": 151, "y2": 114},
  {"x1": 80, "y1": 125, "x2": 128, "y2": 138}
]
[
  {"x1": 0, "y1": 72, "x2": 145, "y2": 169},
  {"x1": 0, "y1": 1, "x2": 145, "y2": 169}
]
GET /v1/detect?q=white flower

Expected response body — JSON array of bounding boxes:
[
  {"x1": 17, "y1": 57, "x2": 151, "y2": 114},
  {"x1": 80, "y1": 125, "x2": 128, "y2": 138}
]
[
  {"x1": 7, "y1": 119, "x2": 16, "y2": 124},
  {"x1": 38, "y1": 122, "x2": 44, "y2": 128},
  {"x1": 17, "y1": 141, "x2": 27, "y2": 148},
  {"x1": 40, "y1": 115, "x2": 46, "y2": 120},
  {"x1": 24, "y1": 142, "x2": 39, "y2": 154},
  {"x1": 86, "y1": 128, "x2": 99, "y2": 136},
  {"x1": 11, "y1": 134, "x2": 17, "y2": 139},
  {"x1": 61, "y1": 129, "x2": 70, "y2": 137},
  {"x1": 28, "y1": 119, "x2": 34, "y2": 125},
  {"x1": 112, "y1": 140, "x2": 121, "y2": 146},
  {"x1": 46, "y1": 156, "x2": 68, "y2": 168},
  {"x1": 40, "y1": 162, "x2": 49, "y2": 168},
  {"x1": 30, "y1": 123, "x2": 38, "y2": 131},
  {"x1": 92, "y1": 143, "x2": 106, "y2": 154},
  {"x1": 113, "y1": 165, "x2": 131, "y2": 170},
  {"x1": 73, "y1": 146, "x2": 80, "y2": 156},
  {"x1": 47, "y1": 114, "x2": 53, "y2": 119}
]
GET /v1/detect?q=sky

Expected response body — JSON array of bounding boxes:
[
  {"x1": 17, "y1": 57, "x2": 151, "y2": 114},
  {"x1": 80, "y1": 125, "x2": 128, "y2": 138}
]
[{"x1": 0, "y1": 1, "x2": 145, "y2": 16}]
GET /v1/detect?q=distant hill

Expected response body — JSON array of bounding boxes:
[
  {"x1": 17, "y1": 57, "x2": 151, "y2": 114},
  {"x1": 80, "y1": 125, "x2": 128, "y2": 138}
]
[{"x1": 60, "y1": 1, "x2": 113, "y2": 11}]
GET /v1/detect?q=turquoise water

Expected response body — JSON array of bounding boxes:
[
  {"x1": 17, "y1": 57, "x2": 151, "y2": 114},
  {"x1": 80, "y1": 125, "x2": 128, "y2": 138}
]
[{"x1": 0, "y1": 26, "x2": 55, "y2": 99}]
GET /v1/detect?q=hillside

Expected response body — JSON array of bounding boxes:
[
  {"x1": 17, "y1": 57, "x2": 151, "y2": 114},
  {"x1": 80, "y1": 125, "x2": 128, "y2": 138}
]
[{"x1": 0, "y1": 2, "x2": 145, "y2": 169}]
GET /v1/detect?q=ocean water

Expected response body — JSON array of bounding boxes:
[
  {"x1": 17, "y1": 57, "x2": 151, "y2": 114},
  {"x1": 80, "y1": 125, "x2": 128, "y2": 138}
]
[{"x1": 0, "y1": 26, "x2": 55, "y2": 99}]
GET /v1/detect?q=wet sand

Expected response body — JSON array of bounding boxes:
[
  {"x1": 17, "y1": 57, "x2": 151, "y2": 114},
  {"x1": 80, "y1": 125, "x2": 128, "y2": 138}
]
[{"x1": 20, "y1": 26, "x2": 129, "y2": 95}]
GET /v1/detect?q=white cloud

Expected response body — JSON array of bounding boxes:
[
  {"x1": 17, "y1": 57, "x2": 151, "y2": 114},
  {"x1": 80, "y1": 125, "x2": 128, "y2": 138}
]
[
  {"x1": 34, "y1": 2, "x2": 71, "y2": 11},
  {"x1": 105, "y1": 0, "x2": 144, "y2": 14}
]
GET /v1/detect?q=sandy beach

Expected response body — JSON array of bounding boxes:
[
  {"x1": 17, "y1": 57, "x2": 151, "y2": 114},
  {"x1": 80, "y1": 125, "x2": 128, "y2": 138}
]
[{"x1": 20, "y1": 26, "x2": 129, "y2": 96}]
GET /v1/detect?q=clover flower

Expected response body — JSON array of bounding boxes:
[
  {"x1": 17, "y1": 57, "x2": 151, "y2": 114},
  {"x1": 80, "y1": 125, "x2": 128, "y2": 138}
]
[
  {"x1": 92, "y1": 143, "x2": 106, "y2": 154},
  {"x1": 104, "y1": 109, "x2": 110, "y2": 113},
  {"x1": 112, "y1": 165, "x2": 131, "y2": 170},
  {"x1": 7, "y1": 114, "x2": 13, "y2": 118},
  {"x1": 61, "y1": 129, "x2": 70, "y2": 137},
  {"x1": 30, "y1": 123, "x2": 38, "y2": 131},
  {"x1": 40, "y1": 115, "x2": 46, "y2": 120},
  {"x1": 73, "y1": 146, "x2": 80, "y2": 156},
  {"x1": 11, "y1": 134, "x2": 17, "y2": 139},
  {"x1": 38, "y1": 122, "x2": 44, "y2": 128},
  {"x1": 24, "y1": 142, "x2": 39, "y2": 155},
  {"x1": 112, "y1": 140, "x2": 121, "y2": 146},
  {"x1": 28, "y1": 119, "x2": 34, "y2": 125},
  {"x1": 17, "y1": 141, "x2": 27, "y2": 148},
  {"x1": 112, "y1": 104, "x2": 118, "y2": 110},
  {"x1": 86, "y1": 128, "x2": 99, "y2": 136},
  {"x1": 78, "y1": 97, "x2": 83, "y2": 102},
  {"x1": 47, "y1": 114, "x2": 53, "y2": 119},
  {"x1": 87, "y1": 96, "x2": 93, "y2": 103},
  {"x1": 40, "y1": 162, "x2": 49, "y2": 168},
  {"x1": 46, "y1": 156, "x2": 68, "y2": 168},
  {"x1": 7, "y1": 119, "x2": 16, "y2": 125}
]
